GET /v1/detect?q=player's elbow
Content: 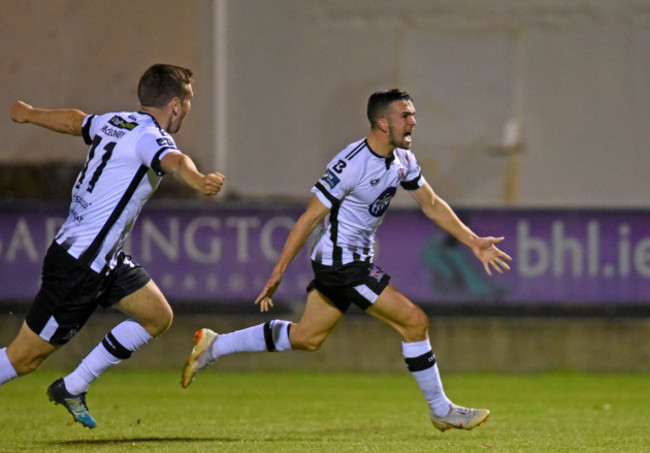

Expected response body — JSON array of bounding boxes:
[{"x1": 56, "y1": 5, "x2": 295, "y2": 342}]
[
  {"x1": 67, "y1": 110, "x2": 88, "y2": 136},
  {"x1": 66, "y1": 125, "x2": 83, "y2": 136}
]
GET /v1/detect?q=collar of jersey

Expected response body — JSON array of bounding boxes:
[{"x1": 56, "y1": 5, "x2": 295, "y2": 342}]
[
  {"x1": 364, "y1": 139, "x2": 396, "y2": 170},
  {"x1": 138, "y1": 111, "x2": 163, "y2": 131}
]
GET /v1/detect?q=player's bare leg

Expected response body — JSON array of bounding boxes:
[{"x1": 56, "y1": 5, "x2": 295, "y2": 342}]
[
  {"x1": 366, "y1": 284, "x2": 429, "y2": 342},
  {"x1": 1, "y1": 322, "x2": 57, "y2": 395},
  {"x1": 288, "y1": 289, "x2": 345, "y2": 351},
  {"x1": 5, "y1": 321, "x2": 58, "y2": 377},
  {"x1": 116, "y1": 279, "x2": 173, "y2": 337}
]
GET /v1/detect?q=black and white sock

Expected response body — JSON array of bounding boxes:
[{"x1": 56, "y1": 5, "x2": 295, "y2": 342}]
[
  {"x1": 211, "y1": 320, "x2": 292, "y2": 358},
  {"x1": 402, "y1": 338, "x2": 452, "y2": 417},
  {"x1": 63, "y1": 320, "x2": 153, "y2": 395}
]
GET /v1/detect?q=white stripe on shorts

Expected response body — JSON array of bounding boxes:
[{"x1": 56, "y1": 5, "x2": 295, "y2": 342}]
[
  {"x1": 353, "y1": 283, "x2": 379, "y2": 304},
  {"x1": 39, "y1": 315, "x2": 59, "y2": 342}
]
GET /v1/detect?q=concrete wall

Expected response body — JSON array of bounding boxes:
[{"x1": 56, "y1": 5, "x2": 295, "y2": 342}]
[
  {"x1": 2, "y1": 1, "x2": 650, "y2": 207},
  {"x1": 1, "y1": 0, "x2": 214, "y2": 173},
  {"x1": 1, "y1": 313, "x2": 648, "y2": 373}
]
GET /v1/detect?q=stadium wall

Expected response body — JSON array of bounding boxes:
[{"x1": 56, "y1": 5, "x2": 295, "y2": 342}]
[
  {"x1": 2, "y1": 0, "x2": 650, "y2": 208},
  {"x1": 0, "y1": 313, "x2": 648, "y2": 374}
]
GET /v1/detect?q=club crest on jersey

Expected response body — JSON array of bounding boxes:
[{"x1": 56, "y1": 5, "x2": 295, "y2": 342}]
[
  {"x1": 321, "y1": 169, "x2": 341, "y2": 189},
  {"x1": 368, "y1": 186, "x2": 396, "y2": 217}
]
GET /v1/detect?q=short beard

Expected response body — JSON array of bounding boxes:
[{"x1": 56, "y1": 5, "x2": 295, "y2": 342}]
[{"x1": 388, "y1": 130, "x2": 410, "y2": 149}]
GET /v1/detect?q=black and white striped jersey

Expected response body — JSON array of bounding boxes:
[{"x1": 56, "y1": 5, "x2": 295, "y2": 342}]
[
  {"x1": 310, "y1": 138, "x2": 425, "y2": 266},
  {"x1": 55, "y1": 111, "x2": 180, "y2": 273}
]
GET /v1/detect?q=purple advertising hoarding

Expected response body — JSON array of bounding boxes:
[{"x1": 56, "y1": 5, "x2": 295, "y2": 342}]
[{"x1": 1, "y1": 203, "x2": 650, "y2": 305}]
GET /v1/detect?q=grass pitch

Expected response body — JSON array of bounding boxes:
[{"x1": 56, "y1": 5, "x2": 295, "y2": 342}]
[{"x1": 0, "y1": 370, "x2": 648, "y2": 452}]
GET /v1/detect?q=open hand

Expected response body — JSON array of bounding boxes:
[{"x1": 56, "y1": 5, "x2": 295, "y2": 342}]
[
  {"x1": 470, "y1": 236, "x2": 512, "y2": 276},
  {"x1": 254, "y1": 272, "x2": 283, "y2": 312}
]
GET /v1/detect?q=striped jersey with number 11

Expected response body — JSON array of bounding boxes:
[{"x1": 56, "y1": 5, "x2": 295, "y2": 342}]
[
  {"x1": 55, "y1": 111, "x2": 181, "y2": 273},
  {"x1": 310, "y1": 137, "x2": 425, "y2": 266}
]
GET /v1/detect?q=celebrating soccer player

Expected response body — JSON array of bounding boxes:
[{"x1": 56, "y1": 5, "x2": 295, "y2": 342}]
[
  {"x1": 182, "y1": 89, "x2": 511, "y2": 432},
  {"x1": 0, "y1": 64, "x2": 225, "y2": 428}
]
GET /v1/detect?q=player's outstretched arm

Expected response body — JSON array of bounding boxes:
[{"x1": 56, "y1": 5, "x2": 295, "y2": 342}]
[
  {"x1": 255, "y1": 195, "x2": 329, "y2": 312},
  {"x1": 409, "y1": 181, "x2": 512, "y2": 276},
  {"x1": 160, "y1": 152, "x2": 225, "y2": 196},
  {"x1": 10, "y1": 100, "x2": 87, "y2": 136}
]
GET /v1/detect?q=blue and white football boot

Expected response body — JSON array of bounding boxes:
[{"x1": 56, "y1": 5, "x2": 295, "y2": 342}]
[{"x1": 47, "y1": 378, "x2": 97, "y2": 429}]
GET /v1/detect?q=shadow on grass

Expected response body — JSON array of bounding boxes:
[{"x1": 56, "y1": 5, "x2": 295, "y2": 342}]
[
  {"x1": 48, "y1": 436, "x2": 239, "y2": 445},
  {"x1": 44, "y1": 428, "x2": 436, "y2": 446}
]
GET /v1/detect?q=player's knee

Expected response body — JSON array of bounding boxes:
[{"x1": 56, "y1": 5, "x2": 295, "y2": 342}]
[
  {"x1": 156, "y1": 310, "x2": 173, "y2": 336},
  {"x1": 288, "y1": 321, "x2": 330, "y2": 351},
  {"x1": 297, "y1": 340, "x2": 322, "y2": 352},
  {"x1": 146, "y1": 307, "x2": 173, "y2": 337},
  {"x1": 403, "y1": 307, "x2": 429, "y2": 341},
  {"x1": 291, "y1": 333, "x2": 325, "y2": 351},
  {"x1": 414, "y1": 308, "x2": 429, "y2": 331}
]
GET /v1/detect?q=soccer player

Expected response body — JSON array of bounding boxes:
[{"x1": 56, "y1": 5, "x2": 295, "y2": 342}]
[
  {"x1": 0, "y1": 64, "x2": 225, "y2": 429},
  {"x1": 182, "y1": 89, "x2": 511, "y2": 432}
]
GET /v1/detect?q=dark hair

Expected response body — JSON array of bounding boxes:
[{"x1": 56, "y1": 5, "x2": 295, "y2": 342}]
[
  {"x1": 137, "y1": 64, "x2": 194, "y2": 108},
  {"x1": 367, "y1": 89, "x2": 413, "y2": 127}
]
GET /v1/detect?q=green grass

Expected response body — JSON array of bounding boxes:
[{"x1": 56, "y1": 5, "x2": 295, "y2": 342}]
[{"x1": 1, "y1": 370, "x2": 648, "y2": 452}]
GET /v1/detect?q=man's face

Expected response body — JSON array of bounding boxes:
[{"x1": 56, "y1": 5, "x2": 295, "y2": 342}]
[
  {"x1": 386, "y1": 100, "x2": 416, "y2": 149},
  {"x1": 168, "y1": 84, "x2": 193, "y2": 134}
]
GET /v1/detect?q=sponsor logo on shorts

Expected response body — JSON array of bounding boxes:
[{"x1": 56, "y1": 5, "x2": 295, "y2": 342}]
[
  {"x1": 62, "y1": 328, "x2": 78, "y2": 343},
  {"x1": 369, "y1": 266, "x2": 385, "y2": 281}
]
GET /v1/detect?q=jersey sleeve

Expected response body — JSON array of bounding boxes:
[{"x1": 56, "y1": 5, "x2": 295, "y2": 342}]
[
  {"x1": 81, "y1": 114, "x2": 96, "y2": 145},
  {"x1": 311, "y1": 154, "x2": 361, "y2": 208},
  {"x1": 399, "y1": 150, "x2": 426, "y2": 191},
  {"x1": 136, "y1": 130, "x2": 181, "y2": 176}
]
